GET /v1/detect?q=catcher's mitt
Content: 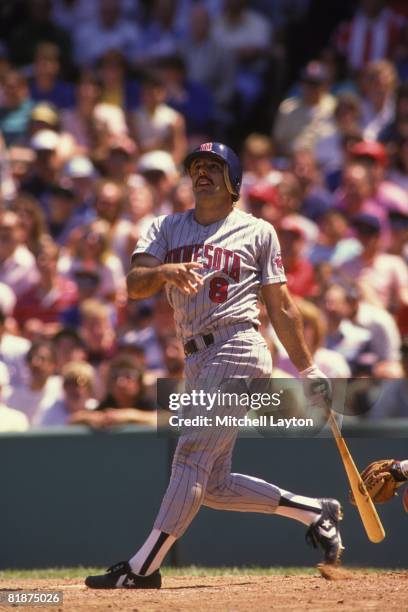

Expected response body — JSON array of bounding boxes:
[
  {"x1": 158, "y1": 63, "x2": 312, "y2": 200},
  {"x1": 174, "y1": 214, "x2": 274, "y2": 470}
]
[{"x1": 351, "y1": 459, "x2": 407, "y2": 505}]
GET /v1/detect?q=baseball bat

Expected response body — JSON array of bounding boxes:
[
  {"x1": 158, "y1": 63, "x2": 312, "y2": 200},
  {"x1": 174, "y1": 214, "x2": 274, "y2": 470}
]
[{"x1": 327, "y1": 411, "x2": 385, "y2": 543}]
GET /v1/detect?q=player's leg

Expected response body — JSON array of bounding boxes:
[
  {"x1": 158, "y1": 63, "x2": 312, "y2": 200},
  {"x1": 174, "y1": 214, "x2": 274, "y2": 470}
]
[{"x1": 202, "y1": 444, "x2": 343, "y2": 564}]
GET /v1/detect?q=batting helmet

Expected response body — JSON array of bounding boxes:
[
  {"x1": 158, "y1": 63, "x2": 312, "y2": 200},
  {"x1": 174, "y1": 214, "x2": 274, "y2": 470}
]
[{"x1": 183, "y1": 142, "x2": 242, "y2": 201}]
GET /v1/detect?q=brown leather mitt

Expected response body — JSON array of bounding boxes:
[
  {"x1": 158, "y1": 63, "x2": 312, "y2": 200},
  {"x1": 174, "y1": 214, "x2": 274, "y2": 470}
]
[{"x1": 351, "y1": 459, "x2": 407, "y2": 505}]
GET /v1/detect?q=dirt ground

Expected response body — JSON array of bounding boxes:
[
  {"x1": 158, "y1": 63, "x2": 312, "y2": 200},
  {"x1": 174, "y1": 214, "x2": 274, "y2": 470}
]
[{"x1": 0, "y1": 571, "x2": 407, "y2": 612}]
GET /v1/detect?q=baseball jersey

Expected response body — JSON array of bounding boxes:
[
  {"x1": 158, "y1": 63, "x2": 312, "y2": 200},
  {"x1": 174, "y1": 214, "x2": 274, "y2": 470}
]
[{"x1": 133, "y1": 208, "x2": 286, "y2": 341}]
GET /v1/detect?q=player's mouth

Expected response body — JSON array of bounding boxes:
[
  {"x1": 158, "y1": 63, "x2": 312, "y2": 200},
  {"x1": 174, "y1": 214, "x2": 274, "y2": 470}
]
[{"x1": 196, "y1": 177, "x2": 213, "y2": 186}]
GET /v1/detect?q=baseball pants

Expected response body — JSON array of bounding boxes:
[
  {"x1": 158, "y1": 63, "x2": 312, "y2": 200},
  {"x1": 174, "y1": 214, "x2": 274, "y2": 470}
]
[{"x1": 154, "y1": 327, "x2": 282, "y2": 538}]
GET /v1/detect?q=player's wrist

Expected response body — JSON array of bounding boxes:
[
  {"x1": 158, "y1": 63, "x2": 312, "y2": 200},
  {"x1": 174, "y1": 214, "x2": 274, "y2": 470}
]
[
  {"x1": 299, "y1": 364, "x2": 326, "y2": 379},
  {"x1": 391, "y1": 461, "x2": 408, "y2": 482},
  {"x1": 400, "y1": 460, "x2": 408, "y2": 478}
]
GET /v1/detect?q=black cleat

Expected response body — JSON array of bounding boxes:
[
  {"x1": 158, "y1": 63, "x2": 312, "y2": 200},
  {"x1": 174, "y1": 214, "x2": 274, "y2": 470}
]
[
  {"x1": 85, "y1": 561, "x2": 162, "y2": 589},
  {"x1": 305, "y1": 499, "x2": 344, "y2": 564}
]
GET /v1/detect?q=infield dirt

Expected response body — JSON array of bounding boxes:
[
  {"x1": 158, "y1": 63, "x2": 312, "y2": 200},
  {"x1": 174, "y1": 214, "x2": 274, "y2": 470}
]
[{"x1": 0, "y1": 571, "x2": 407, "y2": 612}]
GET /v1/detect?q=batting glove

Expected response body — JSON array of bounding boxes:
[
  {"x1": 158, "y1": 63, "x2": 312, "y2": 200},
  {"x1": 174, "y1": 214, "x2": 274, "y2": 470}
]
[{"x1": 299, "y1": 365, "x2": 332, "y2": 412}]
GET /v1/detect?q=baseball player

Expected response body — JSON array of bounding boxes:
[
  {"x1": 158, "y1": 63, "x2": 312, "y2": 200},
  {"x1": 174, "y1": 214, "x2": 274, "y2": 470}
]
[{"x1": 86, "y1": 143, "x2": 344, "y2": 590}]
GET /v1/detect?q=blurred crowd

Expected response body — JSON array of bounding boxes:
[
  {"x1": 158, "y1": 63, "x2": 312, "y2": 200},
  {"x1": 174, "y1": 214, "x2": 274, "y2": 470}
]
[{"x1": 0, "y1": 0, "x2": 407, "y2": 432}]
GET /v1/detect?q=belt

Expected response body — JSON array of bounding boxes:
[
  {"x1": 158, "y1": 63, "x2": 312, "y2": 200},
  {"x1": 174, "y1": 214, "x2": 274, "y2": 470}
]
[{"x1": 184, "y1": 324, "x2": 259, "y2": 357}]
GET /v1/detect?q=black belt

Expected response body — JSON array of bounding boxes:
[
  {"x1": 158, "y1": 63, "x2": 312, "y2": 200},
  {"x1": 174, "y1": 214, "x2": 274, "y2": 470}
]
[{"x1": 184, "y1": 324, "x2": 259, "y2": 357}]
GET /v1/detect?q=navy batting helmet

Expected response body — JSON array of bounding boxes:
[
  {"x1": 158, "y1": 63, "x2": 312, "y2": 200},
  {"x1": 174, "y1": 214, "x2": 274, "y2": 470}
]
[{"x1": 183, "y1": 142, "x2": 242, "y2": 201}]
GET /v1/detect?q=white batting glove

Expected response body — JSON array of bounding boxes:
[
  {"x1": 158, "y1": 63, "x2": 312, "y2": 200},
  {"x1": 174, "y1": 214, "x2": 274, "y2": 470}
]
[{"x1": 299, "y1": 365, "x2": 332, "y2": 411}]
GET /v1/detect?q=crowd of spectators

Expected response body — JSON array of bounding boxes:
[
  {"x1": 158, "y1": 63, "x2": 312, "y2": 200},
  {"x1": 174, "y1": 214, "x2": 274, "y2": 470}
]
[{"x1": 0, "y1": 0, "x2": 407, "y2": 431}]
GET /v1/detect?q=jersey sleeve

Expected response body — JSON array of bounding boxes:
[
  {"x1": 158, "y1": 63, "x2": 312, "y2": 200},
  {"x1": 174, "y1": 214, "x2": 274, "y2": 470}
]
[
  {"x1": 258, "y1": 223, "x2": 287, "y2": 286},
  {"x1": 132, "y1": 216, "x2": 168, "y2": 263}
]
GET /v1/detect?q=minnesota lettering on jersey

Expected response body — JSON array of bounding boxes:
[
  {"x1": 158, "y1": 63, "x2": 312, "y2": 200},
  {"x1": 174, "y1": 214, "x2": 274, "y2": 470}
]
[{"x1": 165, "y1": 243, "x2": 241, "y2": 282}]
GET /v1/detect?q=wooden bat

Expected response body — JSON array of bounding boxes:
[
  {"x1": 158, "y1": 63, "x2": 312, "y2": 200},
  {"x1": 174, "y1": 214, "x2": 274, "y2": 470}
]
[{"x1": 327, "y1": 411, "x2": 385, "y2": 544}]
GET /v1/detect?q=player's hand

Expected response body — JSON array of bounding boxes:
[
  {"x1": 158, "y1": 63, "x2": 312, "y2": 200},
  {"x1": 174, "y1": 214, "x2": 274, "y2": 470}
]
[
  {"x1": 300, "y1": 365, "x2": 332, "y2": 412},
  {"x1": 160, "y1": 262, "x2": 204, "y2": 295}
]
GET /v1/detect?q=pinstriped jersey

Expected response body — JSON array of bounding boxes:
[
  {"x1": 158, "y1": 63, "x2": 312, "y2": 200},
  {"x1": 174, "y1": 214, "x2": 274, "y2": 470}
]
[{"x1": 132, "y1": 208, "x2": 286, "y2": 341}]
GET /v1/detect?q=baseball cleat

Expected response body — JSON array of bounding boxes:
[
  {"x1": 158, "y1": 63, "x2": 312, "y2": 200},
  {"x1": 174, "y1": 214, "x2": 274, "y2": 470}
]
[
  {"x1": 305, "y1": 499, "x2": 344, "y2": 564},
  {"x1": 85, "y1": 561, "x2": 162, "y2": 589}
]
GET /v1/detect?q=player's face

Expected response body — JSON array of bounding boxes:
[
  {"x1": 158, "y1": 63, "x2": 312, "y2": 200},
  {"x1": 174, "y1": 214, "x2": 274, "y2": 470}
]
[{"x1": 190, "y1": 157, "x2": 229, "y2": 198}]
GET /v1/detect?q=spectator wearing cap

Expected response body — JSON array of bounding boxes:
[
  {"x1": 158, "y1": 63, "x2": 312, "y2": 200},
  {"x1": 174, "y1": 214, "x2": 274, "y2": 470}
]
[
  {"x1": 13, "y1": 235, "x2": 78, "y2": 336},
  {"x1": 21, "y1": 129, "x2": 61, "y2": 206},
  {"x1": 0, "y1": 362, "x2": 29, "y2": 432},
  {"x1": 388, "y1": 210, "x2": 408, "y2": 261},
  {"x1": 137, "y1": 150, "x2": 179, "y2": 216},
  {"x1": 9, "y1": 193, "x2": 47, "y2": 255},
  {"x1": 36, "y1": 361, "x2": 98, "y2": 427},
  {"x1": 290, "y1": 148, "x2": 333, "y2": 222},
  {"x1": 360, "y1": 60, "x2": 399, "y2": 141},
  {"x1": 277, "y1": 215, "x2": 318, "y2": 298},
  {"x1": 247, "y1": 183, "x2": 280, "y2": 226},
  {"x1": 73, "y1": 0, "x2": 141, "y2": 66},
  {"x1": 118, "y1": 301, "x2": 166, "y2": 373},
  {"x1": 58, "y1": 218, "x2": 125, "y2": 303},
  {"x1": 6, "y1": 339, "x2": 62, "y2": 426},
  {"x1": 29, "y1": 102, "x2": 60, "y2": 137},
  {"x1": 46, "y1": 179, "x2": 79, "y2": 245},
  {"x1": 28, "y1": 43, "x2": 75, "y2": 110},
  {"x1": 248, "y1": 171, "x2": 319, "y2": 243},
  {"x1": 337, "y1": 213, "x2": 408, "y2": 313},
  {"x1": 273, "y1": 61, "x2": 336, "y2": 157},
  {"x1": 0, "y1": 306, "x2": 30, "y2": 388},
  {"x1": 348, "y1": 140, "x2": 408, "y2": 215},
  {"x1": 130, "y1": 70, "x2": 187, "y2": 166},
  {"x1": 102, "y1": 136, "x2": 138, "y2": 184},
  {"x1": 0, "y1": 70, "x2": 34, "y2": 146},
  {"x1": 64, "y1": 155, "x2": 96, "y2": 201},
  {"x1": 0, "y1": 210, "x2": 39, "y2": 299},
  {"x1": 309, "y1": 209, "x2": 362, "y2": 267}
]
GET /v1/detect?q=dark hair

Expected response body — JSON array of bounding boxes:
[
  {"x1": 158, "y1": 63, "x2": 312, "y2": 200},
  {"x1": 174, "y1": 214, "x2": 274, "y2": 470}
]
[
  {"x1": 155, "y1": 54, "x2": 186, "y2": 74},
  {"x1": 140, "y1": 69, "x2": 166, "y2": 89},
  {"x1": 110, "y1": 355, "x2": 144, "y2": 390},
  {"x1": 26, "y1": 339, "x2": 56, "y2": 363},
  {"x1": 52, "y1": 327, "x2": 85, "y2": 349}
]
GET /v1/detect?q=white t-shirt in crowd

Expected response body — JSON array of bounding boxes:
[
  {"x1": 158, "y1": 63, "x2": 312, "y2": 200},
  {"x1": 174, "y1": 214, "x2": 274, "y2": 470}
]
[
  {"x1": 6, "y1": 376, "x2": 63, "y2": 426},
  {"x1": 0, "y1": 402, "x2": 29, "y2": 432},
  {"x1": 0, "y1": 332, "x2": 30, "y2": 389}
]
